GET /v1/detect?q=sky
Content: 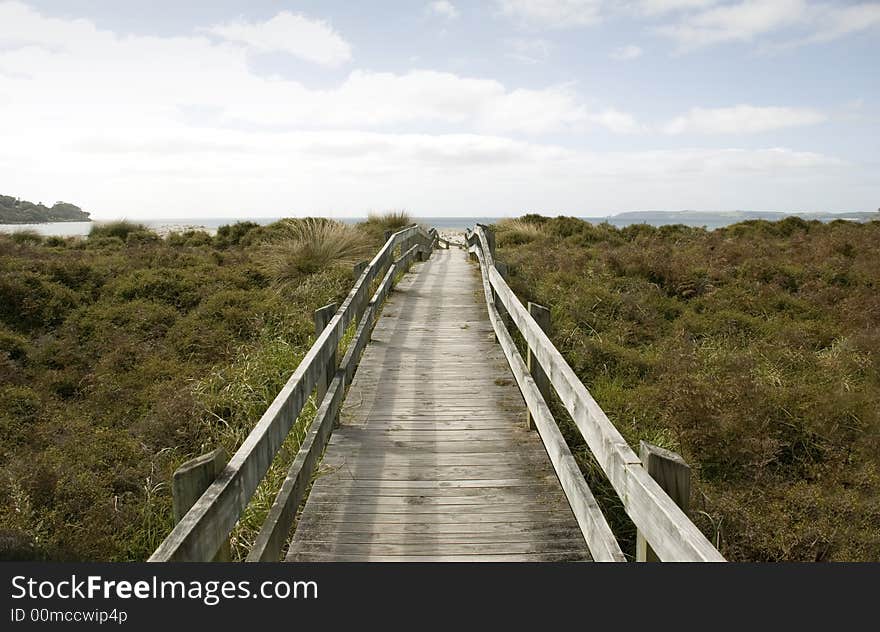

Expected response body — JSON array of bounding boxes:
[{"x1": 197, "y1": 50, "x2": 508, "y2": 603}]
[{"x1": 0, "y1": 1, "x2": 878, "y2": 219}]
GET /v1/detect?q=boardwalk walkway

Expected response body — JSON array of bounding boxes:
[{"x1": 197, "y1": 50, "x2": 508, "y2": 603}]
[{"x1": 286, "y1": 246, "x2": 591, "y2": 561}]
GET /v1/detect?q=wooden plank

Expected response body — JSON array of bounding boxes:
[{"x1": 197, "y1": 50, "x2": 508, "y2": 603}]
[
  {"x1": 287, "y1": 552, "x2": 589, "y2": 562},
  {"x1": 288, "y1": 540, "x2": 587, "y2": 557}
]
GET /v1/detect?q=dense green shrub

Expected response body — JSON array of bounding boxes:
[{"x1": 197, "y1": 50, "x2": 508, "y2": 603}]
[
  {"x1": 0, "y1": 217, "x2": 383, "y2": 561},
  {"x1": 498, "y1": 216, "x2": 880, "y2": 561},
  {"x1": 89, "y1": 221, "x2": 146, "y2": 240},
  {"x1": 215, "y1": 222, "x2": 260, "y2": 248}
]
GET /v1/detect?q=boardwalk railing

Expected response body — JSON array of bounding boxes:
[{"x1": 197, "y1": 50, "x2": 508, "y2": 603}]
[
  {"x1": 466, "y1": 224, "x2": 725, "y2": 562},
  {"x1": 150, "y1": 224, "x2": 437, "y2": 562}
]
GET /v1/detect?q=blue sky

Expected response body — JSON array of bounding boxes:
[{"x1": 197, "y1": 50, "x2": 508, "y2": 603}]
[{"x1": 1, "y1": 0, "x2": 878, "y2": 218}]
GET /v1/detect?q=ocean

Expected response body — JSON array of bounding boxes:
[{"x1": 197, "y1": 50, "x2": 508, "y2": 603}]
[{"x1": 0, "y1": 212, "x2": 872, "y2": 237}]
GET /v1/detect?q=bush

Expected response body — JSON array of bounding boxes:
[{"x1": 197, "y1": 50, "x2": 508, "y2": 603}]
[
  {"x1": 9, "y1": 230, "x2": 43, "y2": 246},
  {"x1": 0, "y1": 272, "x2": 80, "y2": 331},
  {"x1": 110, "y1": 268, "x2": 202, "y2": 310},
  {"x1": 89, "y1": 221, "x2": 147, "y2": 240},
  {"x1": 498, "y1": 214, "x2": 880, "y2": 561},
  {"x1": 215, "y1": 222, "x2": 260, "y2": 248}
]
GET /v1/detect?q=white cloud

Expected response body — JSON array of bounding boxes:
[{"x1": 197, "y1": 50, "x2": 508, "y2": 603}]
[
  {"x1": 610, "y1": 44, "x2": 643, "y2": 60},
  {"x1": 0, "y1": 1, "x2": 865, "y2": 218},
  {"x1": 663, "y1": 105, "x2": 827, "y2": 134},
  {"x1": 657, "y1": 0, "x2": 806, "y2": 50},
  {"x1": 204, "y1": 10, "x2": 352, "y2": 67},
  {"x1": 506, "y1": 37, "x2": 553, "y2": 63},
  {"x1": 656, "y1": 0, "x2": 880, "y2": 51},
  {"x1": 495, "y1": 0, "x2": 605, "y2": 28},
  {"x1": 589, "y1": 109, "x2": 645, "y2": 134},
  {"x1": 427, "y1": 1, "x2": 459, "y2": 19},
  {"x1": 630, "y1": 0, "x2": 720, "y2": 16},
  {"x1": 804, "y1": 2, "x2": 880, "y2": 43}
]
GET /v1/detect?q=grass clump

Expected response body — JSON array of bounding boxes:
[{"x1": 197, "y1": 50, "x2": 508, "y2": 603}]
[
  {"x1": 89, "y1": 221, "x2": 146, "y2": 240},
  {"x1": 360, "y1": 210, "x2": 412, "y2": 244},
  {"x1": 262, "y1": 218, "x2": 373, "y2": 283},
  {"x1": 9, "y1": 230, "x2": 44, "y2": 246},
  {"x1": 495, "y1": 217, "x2": 547, "y2": 246}
]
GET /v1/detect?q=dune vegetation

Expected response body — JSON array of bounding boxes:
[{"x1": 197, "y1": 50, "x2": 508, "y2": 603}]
[
  {"x1": 494, "y1": 214, "x2": 880, "y2": 561},
  {"x1": 0, "y1": 213, "x2": 409, "y2": 561}
]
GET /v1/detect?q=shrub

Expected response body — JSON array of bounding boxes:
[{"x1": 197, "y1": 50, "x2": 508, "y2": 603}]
[
  {"x1": 9, "y1": 230, "x2": 43, "y2": 246},
  {"x1": 110, "y1": 268, "x2": 202, "y2": 310},
  {"x1": 0, "y1": 272, "x2": 80, "y2": 331},
  {"x1": 498, "y1": 214, "x2": 880, "y2": 561},
  {"x1": 89, "y1": 221, "x2": 147, "y2": 240},
  {"x1": 215, "y1": 222, "x2": 260, "y2": 248}
]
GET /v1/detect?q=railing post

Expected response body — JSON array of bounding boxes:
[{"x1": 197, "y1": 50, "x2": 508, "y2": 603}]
[
  {"x1": 352, "y1": 261, "x2": 367, "y2": 281},
  {"x1": 495, "y1": 261, "x2": 511, "y2": 329},
  {"x1": 636, "y1": 441, "x2": 692, "y2": 562},
  {"x1": 526, "y1": 302, "x2": 551, "y2": 431},
  {"x1": 172, "y1": 448, "x2": 230, "y2": 561},
  {"x1": 352, "y1": 261, "x2": 369, "y2": 321},
  {"x1": 476, "y1": 223, "x2": 496, "y2": 258},
  {"x1": 314, "y1": 303, "x2": 338, "y2": 403},
  {"x1": 383, "y1": 229, "x2": 392, "y2": 244}
]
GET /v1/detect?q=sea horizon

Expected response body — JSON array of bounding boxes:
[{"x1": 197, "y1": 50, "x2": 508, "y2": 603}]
[{"x1": 0, "y1": 209, "x2": 875, "y2": 237}]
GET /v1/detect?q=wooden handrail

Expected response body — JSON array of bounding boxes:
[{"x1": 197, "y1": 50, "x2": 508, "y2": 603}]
[
  {"x1": 150, "y1": 224, "x2": 434, "y2": 562},
  {"x1": 468, "y1": 224, "x2": 724, "y2": 562}
]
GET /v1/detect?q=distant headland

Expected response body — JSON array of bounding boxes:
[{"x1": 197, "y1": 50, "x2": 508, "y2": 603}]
[{"x1": 0, "y1": 194, "x2": 91, "y2": 224}]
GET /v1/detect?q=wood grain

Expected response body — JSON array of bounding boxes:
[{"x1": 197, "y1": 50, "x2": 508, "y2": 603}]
[{"x1": 286, "y1": 247, "x2": 591, "y2": 562}]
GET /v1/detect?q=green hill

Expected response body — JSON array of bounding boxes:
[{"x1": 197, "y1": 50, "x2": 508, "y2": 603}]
[{"x1": 0, "y1": 195, "x2": 91, "y2": 224}]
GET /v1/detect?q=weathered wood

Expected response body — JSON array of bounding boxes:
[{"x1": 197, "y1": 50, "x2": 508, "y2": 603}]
[
  {"x1": 246, "y1": 372, "x2": 345, "y2": 562},
  {"x1": 471, "y1": 248, "x2": 624, "y2": 562},
  {"x1": 171, "y1": 449, "x2": 231, "y2": 562},
  {"x1": 352, "y1": 261, "x2": 368, "y2": 281},
  {"x1": 636, "y1": 442, "x2": 692, "y2": 563},
  {"x1": 313, "y1": 303, "x2": 338, "y2": 404},
  {"x1": 527, "y1": 302, "x2": 551, "y2": 432},
  {"x1": 149, "y1": 225, "x2": 428, "y2": 562},
  {"x1": 471, "y1": 225, "x2": 723, "y2": 562},
  {"x1": 286, "y1": 247, "x2": 591, "y2": 562}
]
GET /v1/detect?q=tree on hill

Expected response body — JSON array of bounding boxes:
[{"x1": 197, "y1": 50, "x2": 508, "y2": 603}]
[{"x1": 0, "y1": 195, "x2": 91, "y2": 224}]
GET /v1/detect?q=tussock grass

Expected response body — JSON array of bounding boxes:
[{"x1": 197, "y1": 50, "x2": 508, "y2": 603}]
[
  {"x1": 359, "y1": 210, "x2": 413, "y2": 244},
  {"x1": 8, "y1": 230, "x2": 44, "y2": 246},
  {"x1": 262, "y1": 218, "x2": 373, "y2": 284},
  {"x1": 495, "y1": 217, "x2": 546, "y2": 246},
  {"x1": 89, "y1": 220, "x2": 146, "y2": 240}
]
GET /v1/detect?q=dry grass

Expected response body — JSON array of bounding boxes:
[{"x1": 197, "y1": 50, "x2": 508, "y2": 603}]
[
  {"x1": 359, "y1": 210, "x2": 413, "y2": 244},
  {"x1": 495, "y1": 217, "x2": 546, "y2": 246},
  {"x1": 368, "y1": 209, "x2": 411, "y2": 231},
  {"x1": 262, "y1": 218, "x2": 373, "y2": 285}
]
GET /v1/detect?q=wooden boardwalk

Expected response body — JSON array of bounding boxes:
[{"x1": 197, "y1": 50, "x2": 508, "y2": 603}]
[{"x1": 286, "y1": 246, "x2": 591, "y2": 561}]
